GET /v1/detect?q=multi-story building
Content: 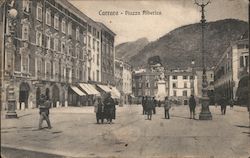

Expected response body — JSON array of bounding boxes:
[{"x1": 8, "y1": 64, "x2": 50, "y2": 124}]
[
  {"x1": 86, "y1": 21, "x2": 101, "y2": 82},
  {"x1": 114, "y1": 58, "x2": 132, "y2": 104},
  {"x1": 132, "y1": 69, "x2": 161, "y2": 98},
  {"x1": 214, "y1": 34, "x2": 249, "y2": 104},
  {"x1": 167, "y1": 70, "x2": 198, "y2": 105},
  {"x1": 98, "y1": 22, "x2": 116, "y2": 86},
  {"x1": 1, "y1": 0, "x2": 115, "y2": 110}
]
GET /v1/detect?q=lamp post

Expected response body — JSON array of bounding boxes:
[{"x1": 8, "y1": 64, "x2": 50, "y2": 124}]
[
  {"x1": 5, "y1": 2, "x2": 18, "y2": 119},
  {"x1": 194, "y1": 0, "x2": 212, "y2": 120},
  {"x1": 191, "y1": 60, "x2": 195, "y2": 95}
]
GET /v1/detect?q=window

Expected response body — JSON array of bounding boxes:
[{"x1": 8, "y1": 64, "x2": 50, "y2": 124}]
[
  {"x1": 54, "y1": 15, "x2": 59, "y2": 30},
  {"x1": 93, "y1": 39, "x2": 96, "y2": 50},
  {"x1": 240, "y1": 56, "x2": 244, "y2": 68},
  {"x1": 93, "y1": 28, "x2": 96, "y2": 36},
  {"x1": 62, "y1": 19, "x2": 66, "y2": 33},
  {"x1": 61, "y1": 42, "x2": 65, "y2": 53},
  {"x1": 21, "y1": 54, "x2": 29, "y2": 72},
  {"x1": 183, "y1": 76, "x2": 187, "y2": 79},
  {"x1": 139, "y1": 83, "x2": 142, "y2": 88},
  {"x1": 97, "y1": 31, "x2": 100, "y2": 39},
  {"x1": 97, "y1": 54, "x2": 99, "y2": 65},
  {"x1": 54, "y1": 38, "x2": 58, "y2": 51},
  {"x1": 75, "y1": 47, "x2": 79, "y2": 57},
  {"x1": 88, "y1": 36, "x2": 91, "y2": 47},
  {"x1": 46, "y1": 35, "x2": 50, "y2": 49},
  {"x1": 97, "y1": 41, "x2": 100, "y2": 52},
  {"x1": 36, "y1": 4, "x2": 42, "y2": 21},
  {"x1": 146, "y1": 82, "x2": 150, "y2": 88},
  {"x1": 83, "y1": 35, "x2": 87, "y2": 44},
  {"x1": 183, "y1": 90, "x2": 187, "y2": 96},
  {"x1": 172, "y1": 75, "x2": 177, "y2": 79},
  {"x1": 173, "y1": 83, "x2": 177, "y2": 88},
  {"x1": 190, "y1": 76, "x2": 194, "y2": 80},
  {"x1": 22, "y1": 25, "x2": 29, "y2": 40},
  {"x1": 76, "y1": 28, "x2": 80, "y2": 40},
  {"x1": 173, "y1": 90, "x2": 177, "y2": 96},
  {"x1": 210, "y1": 73, "x2": 213, "y2": 79},
  {"x1": 88, "y1": 24, "x2": 91, "y2": 33},
  {"x1": 37, "y1": 59, "x2": 43, "y2": 76},
  {"x1": 36, "y1": 31, "x2": 42, "y2": 46},
  {"x1": 96, "y1": 70, "x2": 99, "y2": 81},
  {"x1": 184, "y1": 82, "x2": 187, "y2": 88},
  {"x1": 46, "y1": 61, "x2": 51, "y2": 77},
  {"x1": 68, "y1": 22, "x2": 72, "y2": 35},
  {"x1": 23, "y1": 0, "x2": 30, "y2": 12},
  {"x1": 46, "y1": 10, "x2": 51, "y2": 26}
]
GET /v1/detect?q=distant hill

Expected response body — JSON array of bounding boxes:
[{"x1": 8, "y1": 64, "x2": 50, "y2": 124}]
[
  {"x1": 115, "y1": 38, "x2": 149, "y2": 61},
  {"x1": 118, "y1": 19, "x2": 248, "y2": 69}
]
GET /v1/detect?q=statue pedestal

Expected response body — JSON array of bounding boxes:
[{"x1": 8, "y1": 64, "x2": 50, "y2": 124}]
[{"x1": 155, "y1": 80, "x2": 167, "y2": 101}]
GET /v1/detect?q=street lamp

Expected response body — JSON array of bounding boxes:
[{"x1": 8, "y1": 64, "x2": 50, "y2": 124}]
[
  {"x1": 5, "y1": 3, "x2": 18, "y2": 119},
  {"x1": 194, "y1": 0, "x2": 212, "y2": 120}
]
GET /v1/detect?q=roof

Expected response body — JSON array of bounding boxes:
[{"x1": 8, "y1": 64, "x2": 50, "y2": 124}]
[{"x1": 97, "y1": 22, "x2": 116, "y2": 36}]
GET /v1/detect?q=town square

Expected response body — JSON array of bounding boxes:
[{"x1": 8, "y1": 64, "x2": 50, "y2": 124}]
[{"x1": 0, "y1": 0, "x2": 249, "y2": 157}]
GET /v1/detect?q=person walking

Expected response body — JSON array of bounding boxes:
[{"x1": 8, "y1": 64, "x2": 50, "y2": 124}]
[
  {"x1": 152, "y1": 97, "x2": 157, "y2": 114},
  {"x1": 164, "y1": 97, "x2": 171, "y2": 119},
  {"x1": 188, "y1": 95, "x2": 196, "y2": 119},
  {"x1": 96, "y1": 97, "x2": 105, "y2": 124},
  {"x1": 38, "y1": 94, "x2": 52, "y2": 129},
  {"x1": 146, "y1": 97, "x2": 153, "y2": 120},
  {"x1": 142, "y1": 96, "x2": 146, "y2": 115},
  {"x1": 220, "y1": 96, "x2": 227, "y2": 115}
]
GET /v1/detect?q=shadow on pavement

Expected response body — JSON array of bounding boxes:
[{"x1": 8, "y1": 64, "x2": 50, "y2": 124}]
[
  {"x1": 1, "y1": 146, "x2": 70, "y2": 158},
  {"x1": 18, "y1": 113, "x2": 32, "y2": 118},
  {"x1": 235, "y1": 125, "x2": 250, "y2": 128},
  {"x1": 171, "y1": 115, "x2": 191, "y2": 120}
]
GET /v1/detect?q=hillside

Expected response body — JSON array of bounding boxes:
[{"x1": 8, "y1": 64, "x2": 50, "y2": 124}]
[
  {"x1": 115, "y1": 38, "x2": 149, "y2": 61},
  {"x1": 122, "y1": 19, "x2": 248, "y2": 69}
]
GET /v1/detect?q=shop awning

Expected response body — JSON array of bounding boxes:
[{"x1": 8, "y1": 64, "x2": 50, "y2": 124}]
[
  {"x1": 110, "y1": 86, "x2": 121, "y2": 99},
  {"x1": 79, "y1": 83, "x2": 100, "y2": 96},
  {"x1": 97, "y1": 84, "x2": 112, "y2": 93},
  {"x1": 85, "y1": 84, "x2": 100, "y2": 96},
  {"x1": 70, "y1": 86, "x2": 86, "y2": 96}
]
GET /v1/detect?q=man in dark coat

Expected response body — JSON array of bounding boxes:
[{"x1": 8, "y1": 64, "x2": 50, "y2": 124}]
[
  {"x1": 104, "y1": 93, "x2": 115, "y2": 124},
  {"x1": 38, "y1": 94, "x2": 52, "y2": 129},
  {"x1": 142, "y1": 96, "x2": 146, "y2": 115},
  {"x1": 146, "y1": 97, "x2": 153, "y2": 120},
  {"x1": 96, "y1": 98, "x2": 105, "y2": 124},
  {"x1": 189, "y1": 95, "x2": 196, "y2": 119},
  {"x1": 220, "y1": 96, "x2": 227, "y2": 115},
  {"x1": 164, "y1": 97, "x2": 171, "y2": 119}
]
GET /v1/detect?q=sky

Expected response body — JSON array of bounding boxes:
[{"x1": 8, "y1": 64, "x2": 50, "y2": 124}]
[{"x1": 69, "y1": 0, "x2": 248, "y2": 45}]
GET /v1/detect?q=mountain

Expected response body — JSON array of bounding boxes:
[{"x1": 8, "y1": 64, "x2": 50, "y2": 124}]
[
  {"x1": 126, "y1": 19, "x2": 248, "y2": 69},
  {"x1": 115, "y1": 38, "x2": 149, "y2": 61}
]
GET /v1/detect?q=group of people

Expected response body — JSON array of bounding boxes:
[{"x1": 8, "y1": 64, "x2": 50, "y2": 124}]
[
  {"x1": 141, "y1": 95, "x2": 197, "y2": 120},
  {"x1": 94, "y1": 93, "x2": 116, "y2": 124},
  {"x1": 142, "y1": 96, "x2": 158, "y2": 120}
]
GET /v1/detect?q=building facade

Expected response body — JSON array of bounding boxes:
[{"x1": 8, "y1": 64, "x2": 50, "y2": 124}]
[
  {"x1": 1, "y1": 0, "x2": 115, "y2": 110},
  {"x1": 214, "y1": 36, "x2": 249, "y2": 104},
  {"x1": 98, "y1": 22, "x2": 116, "y2": 86},
  {"x1": 114, "y1": 58, "x2": 132, "y2": 104},
  {"x1": 167, "y1": 70, "x2": 198, "y2": 105}
]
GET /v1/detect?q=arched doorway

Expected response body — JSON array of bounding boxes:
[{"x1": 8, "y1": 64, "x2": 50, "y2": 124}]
[
  {"x1": 52, "y1": 85, "x2": 60, "y2": 107},
  {"x1": 19, "y1": 82, "x2": 30, "y2": 109},
  {"x1": 36, "y1": 87, "x2": 41, "y2": 108}
]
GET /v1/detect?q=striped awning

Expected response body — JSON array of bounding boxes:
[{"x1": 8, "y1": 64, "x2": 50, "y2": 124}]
[
  {"x1": 97, "y1": 84, "x2": 112, "y2": 93},
  {"x1": 79, "y1": 83, "x2": 100, "y2": 96},
  {"x1": 70, "y1": 86, "x2": 86, "y2": 96}
]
